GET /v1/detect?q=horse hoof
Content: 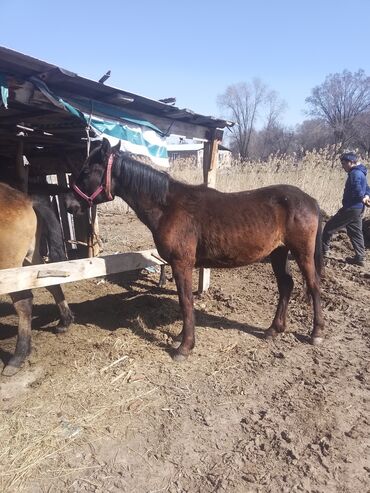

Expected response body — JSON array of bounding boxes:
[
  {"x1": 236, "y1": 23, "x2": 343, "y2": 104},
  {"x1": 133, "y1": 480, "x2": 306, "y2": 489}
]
[
  {"x1": 265, "y1": 329, "x2": 277, "y2": 341},
  {"x1": 172, "y1": 352, "x2": 189, "y2": 363},
  {"x1": 55, "y1": 325, "x2": 68, "y2": 334},
  {"x1": 2, "y1": 364, "x2": 22, "y2": 377},
  {"x1": 311, "y1": 336, "x2": 323, "y2": 346}
]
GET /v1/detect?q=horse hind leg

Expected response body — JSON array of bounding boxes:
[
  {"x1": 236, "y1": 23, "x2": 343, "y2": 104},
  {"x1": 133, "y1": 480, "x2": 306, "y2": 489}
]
[
  {"x1": 26, "y1": 238, "x2": 74, "y2": 334},
  {"x1": 158, "y1": 264, "x2": 167, "y2": 287},
  {"x1": 171, "y1": 261, "x2": 195, "y2": 361},
  {"x1": 2, "y1": 291, "x2": 33, "y2": 377},
  {"x1": 294, "y1": 250, "x2": 324, "y2": 345},
  {"x1": 46, "y1": 285, "x2": 74, "y2": 333},
  {"x1": 266, "y1": 246, "x2": 294, "y2": 339}
]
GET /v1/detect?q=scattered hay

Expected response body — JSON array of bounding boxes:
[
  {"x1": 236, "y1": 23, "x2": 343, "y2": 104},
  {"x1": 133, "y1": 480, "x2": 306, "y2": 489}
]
[{"x1": 0, "y1": 338, "x2": 158, "y2": 492}]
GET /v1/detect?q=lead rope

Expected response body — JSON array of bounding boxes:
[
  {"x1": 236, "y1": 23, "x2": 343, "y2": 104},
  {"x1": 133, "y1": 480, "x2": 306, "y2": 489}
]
[
  {"x1": 86, "y1": 127, "x2": 91, "y2": 156},
  {"x1": 86, "y1": 100, "x2": 99, "y2": 256},
  {"x1": 86, "y1": 99, "x2": 94, "y2": 256},
  {"x1": 85, "y1": 99, "x2": 94, "y2": 156}
]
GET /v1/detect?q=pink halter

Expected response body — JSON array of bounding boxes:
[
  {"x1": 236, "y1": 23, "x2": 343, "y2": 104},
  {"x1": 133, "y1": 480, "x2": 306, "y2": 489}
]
[{"x1": 72, "y1": 153, "x2": 114, "y2": 207}]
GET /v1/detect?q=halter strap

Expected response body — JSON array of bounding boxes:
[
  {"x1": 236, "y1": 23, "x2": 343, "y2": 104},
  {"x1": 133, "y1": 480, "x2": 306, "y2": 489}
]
[
  {"x1": 72, "y1": 153, "x2": 115, "y2": 207},
  {"x1": 105, "y1": 153, "x2": 114, "y2": 200}
]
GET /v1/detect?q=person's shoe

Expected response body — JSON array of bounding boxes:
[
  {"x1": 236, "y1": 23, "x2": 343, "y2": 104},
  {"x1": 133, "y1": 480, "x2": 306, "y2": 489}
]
[{"x1": 345, "y1": 256, "x2": 365, "y2": 266}]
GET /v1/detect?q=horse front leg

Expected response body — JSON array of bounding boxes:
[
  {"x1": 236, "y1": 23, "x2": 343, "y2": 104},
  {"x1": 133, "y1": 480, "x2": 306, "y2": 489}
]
[
  {"x1": 171, "y1": 261, "x2": 195, "y2": 362},
  {"x1": 46, "y1": 284, "x2": 74, "y2": 333},
  {"x1": 2, "y1": 290, "x2": 33, "y2": 376}
]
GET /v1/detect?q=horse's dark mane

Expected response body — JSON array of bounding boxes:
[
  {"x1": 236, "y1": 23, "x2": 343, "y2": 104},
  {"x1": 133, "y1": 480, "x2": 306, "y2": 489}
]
[{"x1": 116, "y1": 152, "x2": 170, "y2": 205}]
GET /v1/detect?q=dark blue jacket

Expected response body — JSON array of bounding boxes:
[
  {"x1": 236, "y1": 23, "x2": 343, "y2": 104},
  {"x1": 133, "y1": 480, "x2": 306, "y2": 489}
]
[{"x1": 342, "y1": 163, "x2": 370, "y2": 209}]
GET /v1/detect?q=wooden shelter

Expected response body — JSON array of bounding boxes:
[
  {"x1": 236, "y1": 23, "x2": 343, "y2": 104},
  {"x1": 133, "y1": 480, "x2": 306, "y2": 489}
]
[{"x1": 0, "y1": 46, "x2": 233, "y2": 294}]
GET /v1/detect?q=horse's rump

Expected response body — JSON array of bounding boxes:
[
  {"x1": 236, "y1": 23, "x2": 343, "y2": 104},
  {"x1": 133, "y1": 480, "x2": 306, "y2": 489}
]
[{"x1": 0, "y1": 182, "x2": 37, "y2": 268}]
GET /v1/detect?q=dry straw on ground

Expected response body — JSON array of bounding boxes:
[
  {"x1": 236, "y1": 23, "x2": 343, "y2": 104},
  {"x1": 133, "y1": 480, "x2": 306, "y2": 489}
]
[{"x1": 0, "y1": 331, "x2": 158, "y2": 492}]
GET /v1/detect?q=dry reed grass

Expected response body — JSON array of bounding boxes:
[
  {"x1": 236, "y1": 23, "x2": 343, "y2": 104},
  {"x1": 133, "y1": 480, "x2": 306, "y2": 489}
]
[
  {"x1": 172, "y1": 147, "x2": 347, "y2": 215},
  {"x1": 98, "y1": 147, "x2": 364, "y2": 216}
]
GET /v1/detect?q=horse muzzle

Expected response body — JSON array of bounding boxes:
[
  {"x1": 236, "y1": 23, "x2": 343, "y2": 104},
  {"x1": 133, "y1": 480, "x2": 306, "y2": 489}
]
[{"x1": 64, "y1": 192, "x2": 86, "y2": 215}]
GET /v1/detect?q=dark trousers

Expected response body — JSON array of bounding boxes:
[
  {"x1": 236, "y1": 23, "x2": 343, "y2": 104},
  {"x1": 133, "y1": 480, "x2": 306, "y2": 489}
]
[{"x1": 322, "y1": 207, "x2": 365, "y2": 260}]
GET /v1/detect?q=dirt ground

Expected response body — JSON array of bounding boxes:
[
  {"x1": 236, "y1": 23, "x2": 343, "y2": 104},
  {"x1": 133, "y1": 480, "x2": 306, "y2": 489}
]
[{"x1": 0, "y1": 210, "x2": 369, "y2": 493}]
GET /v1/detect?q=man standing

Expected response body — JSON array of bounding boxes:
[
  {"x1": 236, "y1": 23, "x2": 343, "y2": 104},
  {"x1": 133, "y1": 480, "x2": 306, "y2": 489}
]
[{"x1": 322, "y1": 152, "x2": 370, "y2": 266}]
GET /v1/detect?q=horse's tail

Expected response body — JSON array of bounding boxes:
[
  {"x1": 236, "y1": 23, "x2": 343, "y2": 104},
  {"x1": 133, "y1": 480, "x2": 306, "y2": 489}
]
[
  {"x1": 32, "y1": 197, "x2": 67, "y2": 262},
  {"x1": 314, "y1": 206, "x2": 324, "y2": 280}
]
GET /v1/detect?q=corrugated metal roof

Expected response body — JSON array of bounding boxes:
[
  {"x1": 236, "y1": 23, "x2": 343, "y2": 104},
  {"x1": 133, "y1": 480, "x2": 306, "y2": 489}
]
[{"x1": 0, "y1": 46, "x2": 234, "y2": 134}]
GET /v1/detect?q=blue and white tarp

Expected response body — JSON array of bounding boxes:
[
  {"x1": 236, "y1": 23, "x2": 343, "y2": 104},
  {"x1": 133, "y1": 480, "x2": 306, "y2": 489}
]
[
  {"x1": 30, "y1": 77, "x2": 169, "y2": 167},
  {"x1": 86, "y1": 116, "x2": 169, "y2": 167},
  {"x1": 0, "y1": 73, "x2": 8, "y2": 108}
]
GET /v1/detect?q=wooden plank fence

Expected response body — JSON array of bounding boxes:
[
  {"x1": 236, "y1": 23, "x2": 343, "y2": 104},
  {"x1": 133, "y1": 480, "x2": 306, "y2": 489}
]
[{"x1": 0, "y1": 249, "x2": 165, "y2": 295}]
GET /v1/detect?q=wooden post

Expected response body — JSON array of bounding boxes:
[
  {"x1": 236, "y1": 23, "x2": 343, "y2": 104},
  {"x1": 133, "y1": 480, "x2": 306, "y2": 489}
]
[
  {"x1": 16, "y1": 139, "x2": 28, "y2": 193},
  {"x1": 70, "y1": 210, "x2": 90, "y2": 259},
  {"x1": 56, "y1": 172, "x2": 72, "y2": 256},
  {"x1": 198, "y1": 129, "x2": 221, "y2": 293}
]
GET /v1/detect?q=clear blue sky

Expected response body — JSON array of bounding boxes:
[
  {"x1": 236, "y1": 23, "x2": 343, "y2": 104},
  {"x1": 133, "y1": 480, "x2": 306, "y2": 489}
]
[{"x1": 2, "y1": 0, "x2": 370, "y2": 127}]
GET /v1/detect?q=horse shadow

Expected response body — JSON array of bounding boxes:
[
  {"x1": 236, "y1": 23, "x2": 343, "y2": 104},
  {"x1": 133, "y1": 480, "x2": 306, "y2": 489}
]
[
  {"x1": 91, "y1": 270, "x2": 270, "y2": 342},
  {"x1": 73, "y1": 291, "x2": 311, "y2": 348},
  {"x1": 0, "y1": 268, "x2": 312, "y2": 361},
  {"x1": 72, "y1": 292, "x2": 267, "y2": 339},
  {"x1": 0, "y1": 286, "x2": 267, "y2": 356}
]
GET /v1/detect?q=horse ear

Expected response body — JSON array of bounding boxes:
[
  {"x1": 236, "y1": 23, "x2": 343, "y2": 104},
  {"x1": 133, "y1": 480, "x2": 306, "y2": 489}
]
[
  {"x1": 100, "y1": 138, "x2": 112, "y2": 163},
  {"x1": 112, "y1": 141, "x2": 121, "y2": 153}
]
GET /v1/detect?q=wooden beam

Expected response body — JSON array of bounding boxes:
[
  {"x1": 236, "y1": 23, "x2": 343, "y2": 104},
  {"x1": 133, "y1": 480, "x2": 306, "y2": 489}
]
[
  {"x1": 198, "y1": 131, "x2": 221, "y2": 294},
  {"x1": 0, "y1": 249, "x2": 165, "y2": 295},
  {"x1": 0, "y1": 108, "x2": 53, "y2": 125},
  {"x1": 0, "y1": 128, "x2": 83, "y2": 147}
]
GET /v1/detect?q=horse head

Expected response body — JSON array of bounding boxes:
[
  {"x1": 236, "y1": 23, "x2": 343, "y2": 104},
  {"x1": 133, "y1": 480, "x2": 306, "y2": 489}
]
[{"x1": 66, "y1": 138, "x2": 120, "y2": 213}]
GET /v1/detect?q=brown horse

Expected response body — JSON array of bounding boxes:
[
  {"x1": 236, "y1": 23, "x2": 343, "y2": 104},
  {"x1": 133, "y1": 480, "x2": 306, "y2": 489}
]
[
  {"x1": 0, "y1": 182, "x2": 74, "y2": 376},
  {"x1": 66, "y1": 138, "x2": 324, "y2": 361}
]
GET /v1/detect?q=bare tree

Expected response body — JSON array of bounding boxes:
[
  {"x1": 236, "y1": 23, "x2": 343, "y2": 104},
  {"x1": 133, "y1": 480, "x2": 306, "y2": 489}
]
[
  {"x1": 218, "y1": 80, "x2": 270, "y2": 160},
  {"x1": 264, "y1": 90, "x2": 287, "y2": 130},
  {"x1": 253, "y1": 124, "x2": 294, "y2": 160},
  {"x1": 295, "y1": 119, "x2": 334, "y2": 155},
  {"x1": 255, "y1": 92, "x2": 290, "y2": 159},
  {"x1": 352, "y1": 111, "x2": 370, "y2": 153},
  {"x1": 305, "y1": 69, "x2": 370, "y2": 149}
]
